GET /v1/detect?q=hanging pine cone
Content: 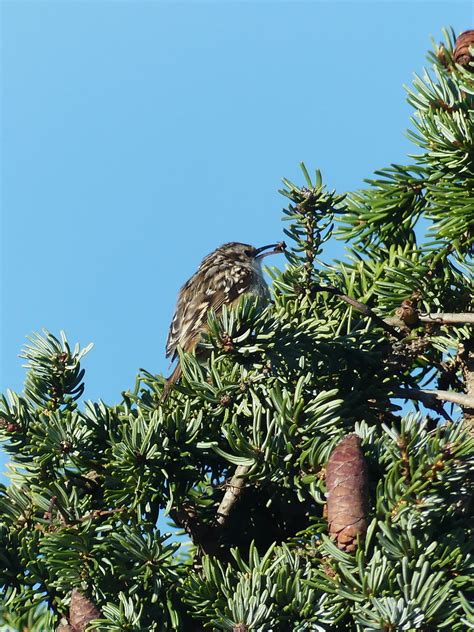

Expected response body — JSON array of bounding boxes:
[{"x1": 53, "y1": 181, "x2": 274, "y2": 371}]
[
  {"x1": 454, "y1": 30, "x2": 474, "y2": 68},
  {"x1": 326, "y1": 434, "x2": 368, "y2": 553}
]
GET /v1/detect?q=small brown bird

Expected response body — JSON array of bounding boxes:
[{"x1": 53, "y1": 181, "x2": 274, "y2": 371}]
[{"x1": 163, "y1": 241, "x2": 286, "y2": 398}]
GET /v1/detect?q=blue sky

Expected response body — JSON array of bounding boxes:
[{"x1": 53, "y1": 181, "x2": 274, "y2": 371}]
[{"x1": 1, "y1": 1, "x2": 471, "y2": 417}]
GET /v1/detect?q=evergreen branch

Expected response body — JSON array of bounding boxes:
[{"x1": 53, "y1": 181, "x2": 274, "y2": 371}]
[
  {"x1": 20, "y1": 330, "x2": 92, "y2": 409},
  {"x1": 2, "y1": 29, "x2": 473, "y2": 630},
  {"x1": 314, "y1": 284, "x2": 405, "y2": 340},
  {"x1": 394, "y1": 388, "x2": 474, "y2": 410},
  {"x1": 216, "y1": 465, "x2": 249, "y2": 526}
]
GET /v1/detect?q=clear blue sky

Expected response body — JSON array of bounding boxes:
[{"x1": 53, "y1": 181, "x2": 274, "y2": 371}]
[{"x1": 1, "y1": 1, "x2": 471, "y2": 412}]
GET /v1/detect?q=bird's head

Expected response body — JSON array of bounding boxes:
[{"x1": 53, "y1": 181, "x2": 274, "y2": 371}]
[{"x1": 215, "y1": 241, "x2": 287, "y2": 264}]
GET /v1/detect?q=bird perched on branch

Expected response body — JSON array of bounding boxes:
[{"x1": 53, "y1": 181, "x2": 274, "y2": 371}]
[{"x1": 163, "y1": 241, "x2": 286, "y2": 399}]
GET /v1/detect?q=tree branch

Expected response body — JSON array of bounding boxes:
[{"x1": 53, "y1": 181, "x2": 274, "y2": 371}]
[
  {"x1": 459, "y1": 341, "x2": 474, "y2": 430},
  {"x1": 314, "y1": 284, "x2": 405, "y2": 340},
  {"x1": 169, "y1": 504, "x2": 219, "y2": 556},
  {"x1": 385, "y1": 312, "x2": 474, "y2": 328},
  {"x1": 216, "y1": 465, "x2": 249, "y2": 526},
  {"x1": 420, "y1": 312, "x2": 474, "y2": 325},
  {"x1": 394, "y1": 388, "x2": 474, "y2": 410},
  {"x1": 169, "y1": 466, "x2": 250, "y2": 557}
]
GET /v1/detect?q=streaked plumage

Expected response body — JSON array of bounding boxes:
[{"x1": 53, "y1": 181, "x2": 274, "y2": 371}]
[{"x1": 163, "y1": 241, "x2": 285, "y2": 398}]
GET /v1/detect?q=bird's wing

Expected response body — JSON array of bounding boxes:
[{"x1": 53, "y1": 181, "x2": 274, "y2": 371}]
[
  {"x1": 206, "y1": 263, "x2": 254, "y2": 312},
  {"x1": 166, "y1": 276, "x2": 196, "y2": 360},
  {"x1": 165, "y1": 263, "x2": 254, "y2": 360}
]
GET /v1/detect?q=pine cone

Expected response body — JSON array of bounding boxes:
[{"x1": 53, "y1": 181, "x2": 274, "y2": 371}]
[
  {"x1": 454, "y1": 30, "x2": 474, "y2": 68},
  {"x1": 326, "y1": 434, "x2": 368, "y2": 553},
  {"x1": 57, "y1": 589, "x2": 101, "y2": 632}
]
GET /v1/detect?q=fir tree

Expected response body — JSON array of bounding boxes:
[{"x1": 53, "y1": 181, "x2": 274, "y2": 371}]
[{"x1": 0, "y1": 28, "x2": 473, "y2": 632}]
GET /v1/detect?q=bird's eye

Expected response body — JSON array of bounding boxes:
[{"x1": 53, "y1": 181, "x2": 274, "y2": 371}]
[{"x1": 244, "y1": 248, "x2": 254, "y2": 257}]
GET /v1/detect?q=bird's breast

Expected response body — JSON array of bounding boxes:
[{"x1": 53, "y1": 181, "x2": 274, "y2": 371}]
[{"x1": 247, "y1": 268, "x2": 270, "y2": 300}]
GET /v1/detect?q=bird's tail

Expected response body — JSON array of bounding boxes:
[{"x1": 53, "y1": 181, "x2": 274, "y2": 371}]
[
  {"x1": 161, "y1": 363, "x2": 182, "y2": 401},
  {"x1": 162, "y1": 339, "x2": 200, "y2": 401}
]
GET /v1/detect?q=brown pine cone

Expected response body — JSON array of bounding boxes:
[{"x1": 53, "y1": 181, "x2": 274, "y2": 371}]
[
  {"x1": 326, "y1": 434, "x2": 368, "y2": 553},
  {"x1": 454, "y1": 30, "x2": 474, "y2": 68}
]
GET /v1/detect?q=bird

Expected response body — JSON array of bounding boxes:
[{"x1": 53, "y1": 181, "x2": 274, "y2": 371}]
[{"x1": 163, "y1": 241, "x2": 286, "y2": 399}]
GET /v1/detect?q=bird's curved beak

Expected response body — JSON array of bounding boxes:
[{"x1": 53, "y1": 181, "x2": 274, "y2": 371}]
[{"x1": 255, "y1": 241, "x2": 287, "y2": 259}]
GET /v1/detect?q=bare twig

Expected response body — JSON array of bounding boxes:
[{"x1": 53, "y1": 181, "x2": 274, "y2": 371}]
[
  {"x1": 420, "y1": 312, "x2": 474, "y2": 325},
  {"x1": 79, "y1": 507, "x2": 124, "y2": 523},
  {"x1": 459, "y1": 341, "x2": 474, "y2": 431},
  {"x1": 216, "y1": 465, "x2": 249, "y2": 526},
  {"x1": 393, "y1": 388, "x2": 452, "y2": 421},
  {"x1": 43, "y1": 495, "x2": 70, "y2": 527},
  {"x1": 314, "y1": 284, "x2": 405, "y2": 340},
  {"x1": 386, "y1": 312, "x2": 474, "y2": 328},
  {"x1": 394, "y1": 388, "x2": 474, "y2": 411},
  {"x1": 44, "y1": 495, "x2": 58, "y2": 528}
]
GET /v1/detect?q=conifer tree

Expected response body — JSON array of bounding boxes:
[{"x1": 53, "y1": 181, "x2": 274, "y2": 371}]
[{"x1": 0, "y1": 28, "x2": 473, "y2": 631}]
